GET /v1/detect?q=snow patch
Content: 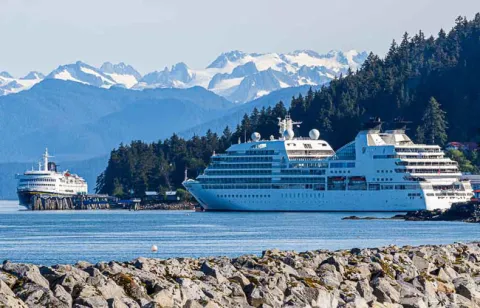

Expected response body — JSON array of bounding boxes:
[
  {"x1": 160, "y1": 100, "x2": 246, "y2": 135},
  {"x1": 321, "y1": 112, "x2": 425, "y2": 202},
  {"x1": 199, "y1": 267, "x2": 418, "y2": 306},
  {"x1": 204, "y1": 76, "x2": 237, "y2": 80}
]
[
  {"x1": 104, "y1": 73, "x2": 138, "y2": 88},
  {"x1": 52, "y1": 70, "x2": 88, "y2": 84}
]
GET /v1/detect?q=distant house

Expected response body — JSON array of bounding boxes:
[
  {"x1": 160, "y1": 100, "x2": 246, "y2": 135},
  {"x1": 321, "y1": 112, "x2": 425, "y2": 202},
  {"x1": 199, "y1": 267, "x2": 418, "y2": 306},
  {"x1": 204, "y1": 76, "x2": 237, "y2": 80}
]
[
  {"x1": 446, "y1": 142, "x2": 479, "y2": 152},
  {"x1": 166, "y1": 191, "x2": 179, "y2": 202},
  {"x1": 144, "y1": 191, "x2": 161, "y2": 202}
]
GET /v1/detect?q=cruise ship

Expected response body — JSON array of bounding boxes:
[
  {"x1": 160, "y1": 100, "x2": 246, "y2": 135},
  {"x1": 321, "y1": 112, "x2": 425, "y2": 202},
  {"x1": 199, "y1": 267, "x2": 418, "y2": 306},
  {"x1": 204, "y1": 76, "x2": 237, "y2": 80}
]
[
  {"x1": 16, "y1": 149, "x2": 88, "y2": 207},
  {"x1": 183, "y1": 116, "x2": 474, "y2": 211}
]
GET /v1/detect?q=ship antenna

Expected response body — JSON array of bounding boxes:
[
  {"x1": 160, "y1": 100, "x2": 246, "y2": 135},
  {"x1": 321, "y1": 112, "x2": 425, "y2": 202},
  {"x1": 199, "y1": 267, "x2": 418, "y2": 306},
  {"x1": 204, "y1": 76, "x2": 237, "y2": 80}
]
[{"x1": 43, "y1": 148, "x2": 51, "y2": 172}]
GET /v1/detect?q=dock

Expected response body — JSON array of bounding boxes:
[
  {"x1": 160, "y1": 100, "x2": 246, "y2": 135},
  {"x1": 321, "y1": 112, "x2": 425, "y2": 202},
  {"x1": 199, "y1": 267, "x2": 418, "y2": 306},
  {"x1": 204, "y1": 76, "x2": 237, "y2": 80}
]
[{"x1": 29, "y1": 194, "x2": 120, "y2": 211}]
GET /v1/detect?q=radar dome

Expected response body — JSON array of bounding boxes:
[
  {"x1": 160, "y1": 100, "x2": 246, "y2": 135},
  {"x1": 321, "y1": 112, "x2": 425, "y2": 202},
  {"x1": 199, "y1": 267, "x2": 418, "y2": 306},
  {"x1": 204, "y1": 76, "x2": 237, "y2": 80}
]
[
  {"x1": 251, "y1": 132, "x2": 261, "y2": 141},
  {"x1": 283, "y1": 129, "x2": 294, "y2": 140},
  {"x1": 309, "y1": 129, "x2": 320, "y2": 140}
]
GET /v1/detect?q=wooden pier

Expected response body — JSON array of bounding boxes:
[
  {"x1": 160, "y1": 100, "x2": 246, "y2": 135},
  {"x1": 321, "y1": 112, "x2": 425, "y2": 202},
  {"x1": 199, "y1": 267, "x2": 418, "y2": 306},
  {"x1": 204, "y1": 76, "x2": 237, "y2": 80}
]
[{"x1": 29, "y1": 194, "x2": 120, "y2": 211}]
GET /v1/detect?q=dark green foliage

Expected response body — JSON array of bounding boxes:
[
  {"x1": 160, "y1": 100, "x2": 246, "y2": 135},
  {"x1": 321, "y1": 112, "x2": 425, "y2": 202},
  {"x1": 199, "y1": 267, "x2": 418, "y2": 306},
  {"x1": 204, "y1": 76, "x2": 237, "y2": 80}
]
[{"x1": 445, "y1": 150, "x2": 478, "y2": 173}]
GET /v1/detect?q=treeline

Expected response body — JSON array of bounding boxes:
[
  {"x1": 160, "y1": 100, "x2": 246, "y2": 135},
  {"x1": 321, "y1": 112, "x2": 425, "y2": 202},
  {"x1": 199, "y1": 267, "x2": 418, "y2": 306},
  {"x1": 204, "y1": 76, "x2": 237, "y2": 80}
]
[{"x1": 97, "y1": 14, "x2": 480, "y2": 196}]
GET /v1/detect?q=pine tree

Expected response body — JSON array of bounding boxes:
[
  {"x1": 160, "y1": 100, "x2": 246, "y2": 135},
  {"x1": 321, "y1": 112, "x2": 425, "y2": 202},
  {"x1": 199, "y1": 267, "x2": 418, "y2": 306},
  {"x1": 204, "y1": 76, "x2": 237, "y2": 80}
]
[
  {"x1": 415, "y1": 126, "x2": 425, "y2": 144},
  {"x1": 419, "y1": 97, "x2": 448, "y2": 145}
]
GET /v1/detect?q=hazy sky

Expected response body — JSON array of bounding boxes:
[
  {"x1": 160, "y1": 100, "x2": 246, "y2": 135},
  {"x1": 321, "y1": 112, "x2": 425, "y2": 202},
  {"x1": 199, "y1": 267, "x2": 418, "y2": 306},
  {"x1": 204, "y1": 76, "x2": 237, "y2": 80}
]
[{"x1": 1, "y1": 0, "x2": 479, "y2": 76}]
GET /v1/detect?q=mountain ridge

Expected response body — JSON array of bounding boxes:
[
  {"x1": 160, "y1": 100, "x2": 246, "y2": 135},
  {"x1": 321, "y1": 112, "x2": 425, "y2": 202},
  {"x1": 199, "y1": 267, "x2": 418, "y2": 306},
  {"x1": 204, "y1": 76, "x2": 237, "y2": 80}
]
[{"x1": 0, "y1": 49, "x2": 367, "y2": 102}]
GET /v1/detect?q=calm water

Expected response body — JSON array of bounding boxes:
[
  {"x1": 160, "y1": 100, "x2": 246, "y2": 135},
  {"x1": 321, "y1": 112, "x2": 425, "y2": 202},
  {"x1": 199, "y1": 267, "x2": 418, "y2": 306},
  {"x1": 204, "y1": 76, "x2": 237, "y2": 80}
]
[{"x1": 0, "y1": 200, "x2": 479, "y2": 265}]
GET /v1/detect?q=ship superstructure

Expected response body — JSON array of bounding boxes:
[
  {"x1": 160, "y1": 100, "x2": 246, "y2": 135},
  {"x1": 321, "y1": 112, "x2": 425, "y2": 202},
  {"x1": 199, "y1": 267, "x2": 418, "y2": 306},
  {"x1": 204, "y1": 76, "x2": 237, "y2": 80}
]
[
  {"x1": 16, "y1": 149, "x2": 88, "y2": 207},
  {"x1": 183, "y1": 117, "x2": 473, "y2": 211}
]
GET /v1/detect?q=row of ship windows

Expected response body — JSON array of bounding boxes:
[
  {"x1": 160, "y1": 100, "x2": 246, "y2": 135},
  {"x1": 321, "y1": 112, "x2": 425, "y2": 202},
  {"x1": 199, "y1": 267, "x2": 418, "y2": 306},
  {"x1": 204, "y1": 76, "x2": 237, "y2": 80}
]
[
  {"x1": 394, "y1": 169, "x2": 458, "y2": 174},
  {"x1": 208, "y1": 164, "x2": 273, "y2": 169},
  {"x1": 395, "y1": 148, "x2": 441, "y2": 153},
  {"x1": 398, "y1": 155, "x2": 444, "y2": 159},
  {"x1": 201, "y1": 184, "x2": 422, "y2": 190},
  {"x1": 217, "y1": 194, "x2": 271, "y2": 198},
  {"x1": 426, "y1": 193, "x2": 471, "y2": 197},
  {"x1": 206, "y1": 170, "x2": 328, "y2": 176},
  {"x1": 331, "y1": 170, "x2": 351, "y2": 174},
  {"x1": 226, "y1": 150, "x2": 277, "y2": 156},
  {"x1": 206, "y1": 170, "x2": 272, "y2": 175},
  {"x1": 18, "y1": 183, "x2": 55, "y2": 187},
  {"x1": 287, "y1": 150, "x2": 335, "y2": 156},
  {"x1": 396, "y1": 161, "x2": 458, "y2": 166},
  {"x1": 19, "y1": 178, "x2": 56, "y2": 183},
  {"x1": 212, "y1": 157, "x2": 273, "y2": 162}
]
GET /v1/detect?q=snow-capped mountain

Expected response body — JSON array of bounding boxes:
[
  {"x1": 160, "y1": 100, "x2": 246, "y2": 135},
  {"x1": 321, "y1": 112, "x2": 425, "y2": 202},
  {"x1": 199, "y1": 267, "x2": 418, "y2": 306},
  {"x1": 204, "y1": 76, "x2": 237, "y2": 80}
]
[
  {"x1": 0, "y1": 71, "x2": 44, "y2": 96},
  {"x1": 99, "y1": 62, "x2": 142, "y2": 88},
  {"x1": 134, "y1": 49, "x2": 368, "y2": 102},
  {"x1": 46, "y1": 61, "x2": 117, "y2": 88},
  {"x1": 0, "y1": 49, "x2": 367, "y2": 102}
]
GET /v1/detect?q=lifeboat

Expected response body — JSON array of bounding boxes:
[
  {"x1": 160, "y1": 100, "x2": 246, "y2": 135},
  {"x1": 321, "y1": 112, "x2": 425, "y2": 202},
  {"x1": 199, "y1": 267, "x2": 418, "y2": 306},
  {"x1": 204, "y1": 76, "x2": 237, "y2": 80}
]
[{"x1": 331, "y1": 177, "x2": 346, "y2": 184}]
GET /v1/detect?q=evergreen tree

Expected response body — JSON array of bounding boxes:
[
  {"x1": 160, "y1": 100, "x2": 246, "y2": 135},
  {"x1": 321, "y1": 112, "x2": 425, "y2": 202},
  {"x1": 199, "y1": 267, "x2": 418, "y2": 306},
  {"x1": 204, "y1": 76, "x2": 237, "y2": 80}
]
[{"x1": 419, "y1": 97, "x2": 448, "y2": 145}]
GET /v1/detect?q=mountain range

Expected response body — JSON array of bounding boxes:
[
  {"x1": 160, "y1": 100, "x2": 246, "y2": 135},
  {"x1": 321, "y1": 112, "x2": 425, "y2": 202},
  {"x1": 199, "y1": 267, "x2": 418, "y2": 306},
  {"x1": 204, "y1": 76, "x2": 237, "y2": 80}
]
[{"x1": 0, "y1": 50, "x2": 367, "y2": 103}]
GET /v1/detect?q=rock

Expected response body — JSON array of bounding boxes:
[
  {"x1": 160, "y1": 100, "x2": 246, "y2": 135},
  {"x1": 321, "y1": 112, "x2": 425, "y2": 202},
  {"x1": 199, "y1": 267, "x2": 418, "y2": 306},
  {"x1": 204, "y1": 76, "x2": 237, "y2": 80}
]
[
  {"x1": 0, "y1": 286, "x2": 28, "y2": 308},
  {"x1": 0, "y1": 270, "x2": 17, "y2": 288},
  {"x1": 372, "y1": 277, "x2": 400, "y2": 303},
  {"x1": 74, "y1": 285, "x2": 109, "y2": 308},
  {"x1": 183, "y1": 299, "x2": 204, "y2": 308},
  {"x1": 76, "y1": 261, "x2": 93, "y2": 269},
  {"x1": 400, "y1": 297, "x2": 427, "y2": 308},
  {"x1": 397, "y1": 280, "x2": 423, "y2": 299},
  {"x1": 200, "y1": 261, "x2": 227, "y2": 283},
  {"x1": 228, "y1": 272, "x2": 250, "y2": 287},
  {"x1": 317, "y1": 263, "x2": 342, "y2": 288},
  {"x1": 411, "y1": 255, "x2": 432, "y2": 273},
  {"x1": 177, "y1": 278, "x2": 205, "y2": 304},
  {"x1": 356, "y1": 279, "x2": 375, "y2": 302},
  {"x1": 0, "y1": 280, "x2": 15, "y2": 298},
  {"x1": 110, "y1": 272, "x2": 151, "y2": 303},
  {"x1": 2, "y1": 261, "x2": 50, "y2": 289},
  {"x1": 15, "y1": 282, "x2": 66, "y2": 308},
  {"x1": 321, "y1": 255, "x2": 346, "y2": 275},
  {"x1": 152, "y1": 285, "x2": 182, "y2": 307},
  {"x1": 54, "y1": 284, "x2": 73, "y2": 307},
  {"x1": 453, "y1": 276, "x2": 480, "y2": 303},
  {"x1": 245, "y1": 284, "x2": 283, "y2": 307}
]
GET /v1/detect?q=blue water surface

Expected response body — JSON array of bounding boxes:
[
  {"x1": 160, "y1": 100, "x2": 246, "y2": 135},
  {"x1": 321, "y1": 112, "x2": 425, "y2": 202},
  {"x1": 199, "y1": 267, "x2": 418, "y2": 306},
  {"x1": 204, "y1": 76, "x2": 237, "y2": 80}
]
[{"x1": 0, "y1": 200, "x2": 478, "y2": 265}]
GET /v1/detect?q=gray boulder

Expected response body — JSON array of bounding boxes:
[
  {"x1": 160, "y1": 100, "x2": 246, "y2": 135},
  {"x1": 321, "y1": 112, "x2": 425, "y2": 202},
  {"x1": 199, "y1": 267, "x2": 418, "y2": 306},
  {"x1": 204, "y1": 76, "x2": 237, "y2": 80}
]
[
  {"x1": 2, "y1": 261, "x2": 50, "y2": 289},
  {"x1": 372, "y1": 277, "x2": 400, "y2": 303}
]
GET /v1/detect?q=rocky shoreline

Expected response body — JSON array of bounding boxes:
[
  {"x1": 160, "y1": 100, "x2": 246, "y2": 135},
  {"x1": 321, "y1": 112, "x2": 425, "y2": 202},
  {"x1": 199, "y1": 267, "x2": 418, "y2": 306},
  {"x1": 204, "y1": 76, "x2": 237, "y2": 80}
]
[
  {"x1": 344, "y1": 201, "x2": 480, "y2": 223},
  {"x1": 133, "y1": 202, "x2": 196, "y2": 211},
  {"x1": 2, "y1": 242, "x2": 480, "y2": 307}
]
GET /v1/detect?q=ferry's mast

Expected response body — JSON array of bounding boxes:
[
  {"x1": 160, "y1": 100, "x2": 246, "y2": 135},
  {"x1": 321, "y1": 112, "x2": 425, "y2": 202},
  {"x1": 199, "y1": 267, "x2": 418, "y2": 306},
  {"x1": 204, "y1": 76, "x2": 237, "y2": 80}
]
[{"x1": 43, "y1": 148, "x2": 50, "y2": 172}]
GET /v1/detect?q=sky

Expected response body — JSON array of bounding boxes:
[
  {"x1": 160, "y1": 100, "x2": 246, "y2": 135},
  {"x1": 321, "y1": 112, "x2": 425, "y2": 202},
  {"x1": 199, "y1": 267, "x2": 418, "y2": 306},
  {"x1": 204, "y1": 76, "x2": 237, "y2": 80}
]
[{"x1": 0, "y1": 0, "x2": 479, "y2": 76}]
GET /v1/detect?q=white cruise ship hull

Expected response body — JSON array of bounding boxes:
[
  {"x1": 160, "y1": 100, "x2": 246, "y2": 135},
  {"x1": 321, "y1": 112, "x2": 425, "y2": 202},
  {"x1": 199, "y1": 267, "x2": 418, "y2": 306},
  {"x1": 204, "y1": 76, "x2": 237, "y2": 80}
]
[{"x1": 186, "y1": 183, "x2": 466, "y2": 212}]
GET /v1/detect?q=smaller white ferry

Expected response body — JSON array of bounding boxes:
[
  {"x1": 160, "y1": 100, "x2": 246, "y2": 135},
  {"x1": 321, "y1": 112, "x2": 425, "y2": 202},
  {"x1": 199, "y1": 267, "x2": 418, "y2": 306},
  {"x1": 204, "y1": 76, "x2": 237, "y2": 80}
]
[{"x1": 16, "y1": 149, "x2": 88, "y2": 207}]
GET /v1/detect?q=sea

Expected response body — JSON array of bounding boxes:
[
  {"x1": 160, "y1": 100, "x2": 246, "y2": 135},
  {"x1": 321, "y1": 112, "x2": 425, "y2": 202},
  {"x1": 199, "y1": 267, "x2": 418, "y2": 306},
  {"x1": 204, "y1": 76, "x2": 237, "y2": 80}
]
[{"x1": 1, "y1": 200, "x2": 479, "y2": 265}]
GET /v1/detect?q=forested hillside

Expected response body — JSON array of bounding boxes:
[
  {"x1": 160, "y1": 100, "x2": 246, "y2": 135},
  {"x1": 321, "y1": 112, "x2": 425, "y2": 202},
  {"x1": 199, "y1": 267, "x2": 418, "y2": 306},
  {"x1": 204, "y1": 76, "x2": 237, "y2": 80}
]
[{"x1": 97, "y1": 14, "x2": 480, "y2": 197}]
